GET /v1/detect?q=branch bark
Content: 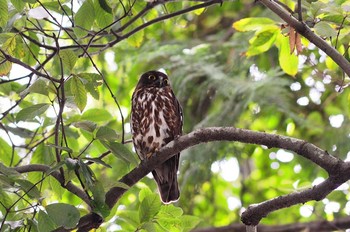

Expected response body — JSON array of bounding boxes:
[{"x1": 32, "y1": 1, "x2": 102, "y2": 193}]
[
  {"x1": 193, "y1": 215, "x2": 350, "y2": 232},
  {"x1": 104, "y1": 127, "x2": 349, "y2": 227}
]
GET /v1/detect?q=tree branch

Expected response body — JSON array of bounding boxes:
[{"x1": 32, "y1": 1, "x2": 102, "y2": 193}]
[
  {"x1": 193, "y1": 215, "x2": 350, "y2": 232},
  {"x1": 74, "y1": 127, "x2": 349, "y2": 230},
  {"x1": 258, "y1": 0, "x2": 350, "y2": 77}
]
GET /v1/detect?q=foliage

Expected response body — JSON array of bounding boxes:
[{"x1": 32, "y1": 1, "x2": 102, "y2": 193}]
[{"x1": 0, "y1": 0, "x2": 349, "y2": 231}]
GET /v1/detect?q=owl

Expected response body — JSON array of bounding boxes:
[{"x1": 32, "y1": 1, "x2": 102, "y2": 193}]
[{"x1": 131, "y1": 70, "x2": 183, "y2": 203}]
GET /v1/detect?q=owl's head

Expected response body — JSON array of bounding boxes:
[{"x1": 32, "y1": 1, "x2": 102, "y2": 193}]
[{"x1": 137, "y1": 70, "x2": 170, "y2": 88}]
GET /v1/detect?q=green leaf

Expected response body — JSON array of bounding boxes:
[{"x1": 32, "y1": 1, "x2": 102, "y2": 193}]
[
  {"x1": 95, "y1": 0, "x2": 113, "y2": 28},
  {"x1": 11, "y1": 0, "x2": 25, "y2": 12},
  {"x1": 95, "y1": 126, "x2": 119, "y2": 141},
  {"x1": 276, "y1": 34, "x2": 298, "y2": 76},
  {"x1": 102, "y1": 141, "x2": 139, "y2": 166},
  {"x1": 314, "y1": 21, "x2": 337, "y2": 38},
  {"x1": 141, "y1": 222, "x2": 157, "y2": 232},
  {"x1": 0, "y1": 56, "x2": 12, "y2": 76},
  {"x1": 73, "y1": 120, "x2": 97, "y2": 133},
  {"x1": 60, "y1": 50, "x2": 78, "y2": 72},
  {"x1": 74, "y1": 0, "x2": 95, "y2": 38},
  {"x1": 38, "y1": 210, "x2": 57, "y2": 232},
  {"x1": 158, "y1": 204, "x2": 183, "y2": 218},
  {"x1": 139, "y1": 192, "x2": 162, "y2": 223},
  {"x1": 29, "y1": 78, "x2": 49, "y2": 95},
  {"x1": 0, "y1": 162, "x2": 20, "y2": 177},
  {"x1": 0, "y1": 188, "x2": 12, "y2": 209},
  {"x1": 180, "y1": 215, "x2": 201, "y2": 232},
  {"x1": 70, "y1": 76, "x2": 87, "y2": 112},
  {"x1": 233, "y1": 17, "x2": 275, "y2": 32},
  {"x1": 46, "y1": 203, "x2": 80, "y2": 229},
  {"x1": 15, "y1": 179, "x2": 41, "y2": 199},
  {"x1": 0, "y1": 138, "x2": 19, "y2": 166},
  {"x1": 247, "y1": 29, "x2": 278, "y2": 56},
  {"x1": 16, "y1": 103, "x2": 50, "y2": 122},
  {"x1": 90, "y1": 181, "x2": 105, "y2": 205},
  {"x1": 83, "y1": 157, "x2": 112, "y2": 168},
  {"x1": 139, "y1": 187, "x2": 153, "y2": 202},
  {"x1": 81, "y1": 108, "x2": 113, "y2": 122},
  {"x1": 0, "y1": 0, "x2": 8, "y2": 28},
  {"x1": 157, "y1": 217, "x2": 181, "y2": 232}
]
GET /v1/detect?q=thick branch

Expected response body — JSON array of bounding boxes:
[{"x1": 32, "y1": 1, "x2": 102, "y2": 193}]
[
  {"x1": 76, "y1": 127, "x2": 348, "y2": 231},
  {"x1": 259, "y1": 0, "x2": 350, "y2": 77},
  {"x1": 193, "y1": 215, "x2": 350, "y2": 232},
  {"x1": 105, "y1": 127, "x2": 342, "y2": 207}
]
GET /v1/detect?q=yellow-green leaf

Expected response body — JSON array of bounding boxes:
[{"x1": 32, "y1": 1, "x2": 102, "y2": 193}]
[
  {"x1": 70, "y1": 76, "x2": 87, "y2": 112},
  {"x1": 0, "y1": 0, "x2": 8, "y2": 28},
  {"x1": 247, "y1": 29, "x2": 278, "y2": 56},
  {"x1": 73, "y1": 0, "x2": 95, "y2": 38},
  {"x1": 276, "y1": 34, "x2": 298, "y2": 76},
  {"x1": 233, "y1": 17, "x2": 275, "y2": 32},
  {"x1": 16, "y1": 103, "x2": 50, "y2": 122},
  {"x1": 60, "y1": 50, "x2": 78, "y2": 72}
]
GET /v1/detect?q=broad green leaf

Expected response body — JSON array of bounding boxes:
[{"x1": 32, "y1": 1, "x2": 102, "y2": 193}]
[
  {"x1": 15, "y1": 179, "x2": 41, "y2": 199},
  {"x1": 60, "y1": 50, "x2": 78, "y2": 72},
  {"x1": 102, "y1": 141, "x2": 139, "y2": 166},
  {"x1": 180, "y1": 215, "x2": 201, "y2": 232},
  {"x1": 0, "y1": 0, "x2": 8, "y2": 28},
  {"x1": 276, "y1": 34, "x2": 298, "y2": 76},
  {"x1": 78, "y1": 73, "x2": 102, "y2": 81},
  {"x1": 46, "y1": 203, "x2": 80, "y2": 229},
  {"x1": 158, "y1": 204, "x2": 183, "y2": 218},
  {"x1": 38, "y1": 210, "x2": 57, "y2": 232},
  {"x1": 139, "y1": 187, "x2": 153, "y2": 202},
  {"x1": 74, "y1": 0, "x2": 95, "y2": 38},
  {"x1": 73, "y1": 120, "x2": 97, "y2": 132},
  {"x1": 0, "y1": 57, "x2": 12, "y2": 76},
  {"x1": 0, "y1": 188, "x2": 12, "y2": 209},
  {"x1": 0, "y1": 162, "x2": 20, "y2": 177},
  {"x1": 11, "y1": 0, "x2": 26, "y2": 12},
  {"x1": 4, "y1": 125, "x2": 34, "y2": 138},
  {"x1": 31, "y1": 143, "x2": 55, "y2": 165},
  {"x1": 70, "y1": 76, "x2": 87, "y2": 112},
  {"x1": 141, "y1": 222, "x2": 157, "y2": 232},
  {"x1": 139, "y1": 192, "x2": 161, "y2": 223},
  {"x1": 95, "y1": 0, "x2": 113, "y2": 28},
  {"x1": 81, "y1": 108, "x2": 113, "y2": 122},
  {"x1": 233, "y1": 17, "x2": 275, "y2": 32},
  {"x1": 29, "y1": 78, "x2": 49, "y2": 95},
  {"x1": 247, "y1": 30, "x2": 278, "y2": 56},
  {"x1": 95, "y1": 126, "x2": 119, "y2": 141},
  {"x1": 0, "y1": 137, "x2": 19, "y2": 166},
  {"x1": 83, "y1": 157, "x2": 112, "y2": 168},
  {"x1": 157, "y1": 217, "x2": 181, "y2": 232},
  {"x1": 314, "y1": 21, "x2": 337, "y2": 38},
  {"x1": 16, "y1": 103, "x2": 50, "y2": 122},
  {"x1": 90, "y1": 181, "x2": 106, "y2": 205}
]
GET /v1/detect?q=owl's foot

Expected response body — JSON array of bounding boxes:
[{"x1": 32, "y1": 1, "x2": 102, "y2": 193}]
[{"x1": 146, "y1": 148, "x2": 159, "y2": 159}]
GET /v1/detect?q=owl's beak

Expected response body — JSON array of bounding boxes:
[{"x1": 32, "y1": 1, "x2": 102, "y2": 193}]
[{"x1": 157, "y1": 77, "x2": 165, "y2": 88}]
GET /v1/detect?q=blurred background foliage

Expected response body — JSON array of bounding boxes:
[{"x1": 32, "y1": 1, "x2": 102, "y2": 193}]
[{"x1": 0, "y1": 0, "x2": 350, "y2": 231}]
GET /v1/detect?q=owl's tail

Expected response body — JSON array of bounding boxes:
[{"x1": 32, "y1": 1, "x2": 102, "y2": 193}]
[{"x1": 152, "y1": 155, "x2": 180, "y2": 204}]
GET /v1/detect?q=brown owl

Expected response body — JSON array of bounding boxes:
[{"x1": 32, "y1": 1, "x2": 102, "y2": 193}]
[{"x1": 131, "y1": 70, "x2": 183, "y2": 203}]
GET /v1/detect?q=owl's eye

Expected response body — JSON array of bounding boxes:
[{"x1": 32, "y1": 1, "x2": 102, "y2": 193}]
[
  {"x1": 163, "y1": 79, "x2": 169, "y2": 85},
  {"x1": 148, "y1": 75, "x2": 156, "y2": 80}
]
